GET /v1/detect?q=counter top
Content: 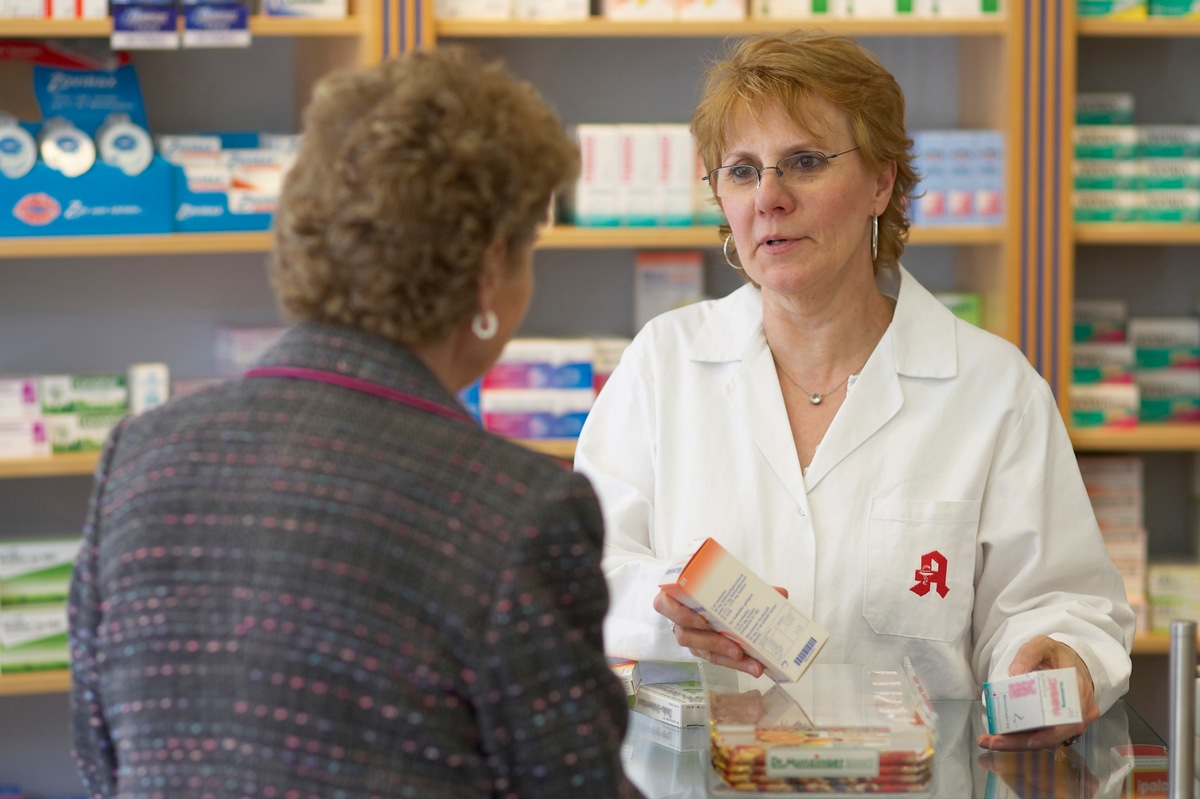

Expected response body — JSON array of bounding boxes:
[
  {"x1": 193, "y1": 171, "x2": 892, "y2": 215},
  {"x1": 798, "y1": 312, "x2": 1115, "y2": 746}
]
[{"x1": 620, "y1": 664, "x2": 1167, "y2": 799}]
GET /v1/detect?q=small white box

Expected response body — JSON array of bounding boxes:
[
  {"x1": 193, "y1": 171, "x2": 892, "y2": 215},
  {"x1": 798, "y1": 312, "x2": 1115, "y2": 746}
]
[
  {"x1": 982, "y1": 668, "x2": 1083, "y2": 734},
  {"x1": 632, "y1": 681, "x2": 707, "y2": 727},
  {"x1": 634, "y1": 250, "x2": 704, "y2": 331},
  {"x1": 607, "y1": 656, "x2": 642, "y2": 705},
  {"x1": 39, "y1": 374, "x2": 128, "y2": 415},
  {"x1": 569, "y1": 125, "x2": 621, "y2": 227},
  {"x1": 660, "y1": 537, "x2": 828, "y2": 683},
  {"x1": 0, "y1": 419, "x2": 50, "y2": 459},
  {"x1": 261, "y1": 0, "x2": 347, "y2": 15},
  {"x1": 603, "y1": 0, "x2": 676, "y2": 20},
  {"x1": 128, "y1": 362, "x2": 170, "y2": 416},
  {"x1": 435, "y1": 0, "x2": 510, "y2": 16},
  {"x1": 513, "y1": 0, "x2": 586, "y2": 17},
  {"x1": 0, "y1": 378, "x2": 41, "y2": 419}
]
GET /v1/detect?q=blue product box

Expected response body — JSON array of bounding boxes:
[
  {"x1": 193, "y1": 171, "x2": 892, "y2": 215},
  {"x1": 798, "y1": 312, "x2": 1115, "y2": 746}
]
[
  {"x1": 1, "y1": 158, "x2": 172, "y2": 237},
  {"x1": 171, "y1": 163, "x2": 273, "y2": 232}
]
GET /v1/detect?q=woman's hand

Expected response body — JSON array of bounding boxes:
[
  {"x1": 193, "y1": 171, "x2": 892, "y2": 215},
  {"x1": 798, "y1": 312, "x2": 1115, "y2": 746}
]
[
  {"x1": 976, "y1": 635, "x2": 1098, "y2": 752},
  {"x1": 652, "y1": 587, "x2": 789, "y2": 679}
]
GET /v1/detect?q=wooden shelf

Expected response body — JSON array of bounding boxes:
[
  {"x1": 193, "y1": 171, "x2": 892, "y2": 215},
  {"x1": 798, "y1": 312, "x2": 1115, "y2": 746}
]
[
  {"x1": 1078, "y1": 18, "x2": 1200, "y2": 37},
  {"x1": 1070, "y1": 424, "x2": 1200, "y2": 452},
  {"x1": 436, "y1": 17, "x2": 1009, "y2": 38},
  {"x1": 0, "y1": 452, "x2": 100, "y2": 479},
  {"x1": 1131, "y1": 633, "x2": 1198, "y2": 656},
  {"x1": 515, "y1": 438, "x2": 577, "y2": 459},
  {"x1": 1075, "y1": 223, "x2": 1200, "y2": 246},
  {"x1": 0, "y1": 15, "x2": 364, "y2": 38},
  {"x1": 0, "y1": 670, "x2": 70, "y2": 696},
  {"x1": 0, "y1": 224, "x2": 1003, "y2": 259},
  {"x1": 1, "y1": 232, "x2": 274, "y2": 260}
]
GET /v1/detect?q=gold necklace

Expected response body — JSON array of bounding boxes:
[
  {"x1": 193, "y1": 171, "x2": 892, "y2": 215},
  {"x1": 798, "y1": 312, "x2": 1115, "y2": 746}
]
[{"x1": 775, "y1": 362, "x2": 850, "y2": 406}]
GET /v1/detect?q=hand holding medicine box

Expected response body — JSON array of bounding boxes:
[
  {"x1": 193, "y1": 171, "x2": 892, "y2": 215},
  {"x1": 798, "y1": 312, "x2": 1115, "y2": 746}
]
[
  {"x1": 982, "y1": 667, "x2": 1083, "y2": 734},
  {"x1": 659, "y1": 537, "x2": 828, "y2": 683}
]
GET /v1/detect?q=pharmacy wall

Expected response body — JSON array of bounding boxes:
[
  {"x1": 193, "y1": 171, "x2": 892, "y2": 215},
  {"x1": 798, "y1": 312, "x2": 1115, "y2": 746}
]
[{"x1": 3, "y1": 11, "x2": 1200, "y2": 795}]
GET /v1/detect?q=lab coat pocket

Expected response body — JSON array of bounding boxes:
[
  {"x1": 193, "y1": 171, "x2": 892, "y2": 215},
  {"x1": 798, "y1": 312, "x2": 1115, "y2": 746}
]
[{"x1": 863, "y1": 497, "x2": 980, "y2": 641}]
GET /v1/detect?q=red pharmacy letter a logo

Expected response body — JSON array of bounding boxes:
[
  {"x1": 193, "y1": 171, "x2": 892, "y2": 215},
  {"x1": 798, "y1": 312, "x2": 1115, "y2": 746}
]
[{"x1": 910, "y1": 550, "x2": 949, "y2": 598}]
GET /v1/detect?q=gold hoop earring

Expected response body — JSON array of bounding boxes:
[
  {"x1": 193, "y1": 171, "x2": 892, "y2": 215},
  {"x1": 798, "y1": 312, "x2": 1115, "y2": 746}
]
[
  {"x1": 471, "y1": 310, "x2": 499, "y2": 340},
  {"x1": 723, "y1": 235, "x2": 743, "y2": 271},
  {"x1": 871, "y1": 215, "x2": 879, "y2": 262}
]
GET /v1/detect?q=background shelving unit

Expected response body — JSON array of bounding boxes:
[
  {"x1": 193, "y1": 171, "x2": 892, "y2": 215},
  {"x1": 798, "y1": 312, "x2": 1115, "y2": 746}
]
[{"x1": 1065, "y1": 15, "x2": 1200, "y2": 737}]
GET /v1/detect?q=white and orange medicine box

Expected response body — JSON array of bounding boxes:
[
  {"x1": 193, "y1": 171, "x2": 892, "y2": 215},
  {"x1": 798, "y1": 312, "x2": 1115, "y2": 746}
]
[
  {"x1": 659, "y1": 537, "x2": 828, "y2": 683},
  {"x1": 982, "y1": 667, "x2": 1083, "y2": 734}
]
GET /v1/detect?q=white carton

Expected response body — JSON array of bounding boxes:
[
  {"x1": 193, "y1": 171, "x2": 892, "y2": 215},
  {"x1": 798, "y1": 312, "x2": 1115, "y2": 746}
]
[
  {"x1": 0, "y1": 419, "x2": 50, "y2": 458},
  {"x1": 660, "y1": 537, "x2": 828, "y2": 683},
  {"x1": 983, "y1": 668, "x2": 1083, "y2": 734},
  {"x1": 0, "y1": 378, "x2": 41, "y2": 419},
  {"x1": 569, "y1": 125, "x2": 621, "y2": 227},
  {"x1": 634, "y1": 250, "x2": 704, "y2": 331},
  {"x1": 632, "y1": 681, "x2": 707, "y2": 727}
]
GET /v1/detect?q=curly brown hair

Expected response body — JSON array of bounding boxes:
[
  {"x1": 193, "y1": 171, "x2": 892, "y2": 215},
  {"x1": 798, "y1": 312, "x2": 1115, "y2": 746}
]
[
  {"x1": 270, "y1": 45, "x2": 580, "y2": 346},
  {"x1": 691, "y1": 30, "x2": 917, "y2": 272}
]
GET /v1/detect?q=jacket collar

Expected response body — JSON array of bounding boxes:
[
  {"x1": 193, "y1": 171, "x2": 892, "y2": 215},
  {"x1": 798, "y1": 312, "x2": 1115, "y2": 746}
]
[
  {"x1": 693, "y1": 266, "x2": 959, "y2": 495},
  {"x1": 688, "y1": 265, "x2": 959, "y2": 381},
  {"x1": 253, "y1": 322, "x2": 467, "y2": 416}
]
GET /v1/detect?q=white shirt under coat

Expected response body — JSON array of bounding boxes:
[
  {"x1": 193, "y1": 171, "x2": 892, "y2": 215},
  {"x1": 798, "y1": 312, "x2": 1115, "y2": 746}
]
[{"x1": 575, "y1": 265, "x2": 1135, "y2": 713}]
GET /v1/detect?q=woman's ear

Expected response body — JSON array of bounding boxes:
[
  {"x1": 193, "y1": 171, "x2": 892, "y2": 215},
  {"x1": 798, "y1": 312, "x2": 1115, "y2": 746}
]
[
  {"x1": 475, "y1": 238, "x2": 508, "y2": 312},
  {"x1": 874, "y1": 160, "x2": 898, "y2": 215}
]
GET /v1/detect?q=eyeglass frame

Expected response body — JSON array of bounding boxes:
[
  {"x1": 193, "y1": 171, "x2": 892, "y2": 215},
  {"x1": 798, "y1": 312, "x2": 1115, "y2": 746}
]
[{"x1": 702, "y1": 146, "x2": 862, "y2": 198}]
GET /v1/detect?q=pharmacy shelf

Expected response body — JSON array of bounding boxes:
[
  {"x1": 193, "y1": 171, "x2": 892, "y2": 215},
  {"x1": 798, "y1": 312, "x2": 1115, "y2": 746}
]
[
  {"x1": 1131, "y1": 633, "x2": 1196, "y2": 656},
  {"x1": 0, "y1": 441, "x2": 575, "y2": 478},
  {"x1": 0, "y1": 670, "x2": 71, "y2": 697},
  {"x1": 1077, "y1": 18, "x2": 1200, "y2": 37},
  {"x1": 1070, "y1": 424, "x2": 1200, "y2": 452},
  {"x1": 515, "y1": 438, "x2": 577, "y2": 459},
  {"x1": 436, "y1": 17, "x2": 1008, "y2": 38},
  {"x1": 1075, "y1": 223, "x2": 1200, "y2": 246},
  {"x1": 0, "y1": 224, "x2": 1004, "y2": 260},
  {"x1": 1, "y1": 232, "x2": 275, "y2": 260},
  {"x1": 0, "y1": 15, "x2": 365, "y2": 38},
  {"x1": 0, "y1": 452, "x2": 99, "y2": 479}
]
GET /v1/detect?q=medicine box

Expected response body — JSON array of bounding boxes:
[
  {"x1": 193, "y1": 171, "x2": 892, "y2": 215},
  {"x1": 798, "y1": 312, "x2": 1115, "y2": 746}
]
[
  {"x1": 0, "y1": 419, "x2": 50, "y2": 459},
  {"x1": 39, "y1": 374, "x2": 128, "y2": 414},
  {"x1": 1074, "y1": 298, "x2": 1128, "y2": 343},
  {"x1": 660, "y1": 537, "x2": 828, "y2": 683},
  {"x1": 484, "y1": 338, "x2": 594, "y2": 390},
  {"x1": 607, "y1": 656, "x2": 642, "y2": 706},
  {"x1": 0, "y1": 378, "x2": 41, "y2": 419},
  {"x1": 0, "y1": 538, "x2": 79, "y2": 607},
  {"x1": 1070, "y1": 383, "x2": 1139, "y2": 429},
  {"x1": 982, "y1": 668, "x2": 1083, "y2": 734},
  {"x1": 0, "y1": 603, "x2": 69, "y2": 674},
  {"x1": 632, "y1": 680, "x2": 707, "y2": 727},
  {"x1": 479, "y1": 388, "x2": 594, "y2": 439},
  {"x1": 634, "y1": 251, "x2": 705, "y2": 331},
  {"x1": 45, "y1": 411, "x2": 126, "y2": 454}
]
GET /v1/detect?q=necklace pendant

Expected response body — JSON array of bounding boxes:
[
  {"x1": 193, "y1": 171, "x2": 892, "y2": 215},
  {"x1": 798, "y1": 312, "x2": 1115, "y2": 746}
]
[{"x1": 808, "y1": 393, "x2": 823, "y2": 405}]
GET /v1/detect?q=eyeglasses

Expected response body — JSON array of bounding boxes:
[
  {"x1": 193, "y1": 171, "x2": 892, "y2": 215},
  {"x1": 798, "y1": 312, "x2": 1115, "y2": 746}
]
[{"x1": 703, "y1": 147, "x2": 861, "y2": 198}]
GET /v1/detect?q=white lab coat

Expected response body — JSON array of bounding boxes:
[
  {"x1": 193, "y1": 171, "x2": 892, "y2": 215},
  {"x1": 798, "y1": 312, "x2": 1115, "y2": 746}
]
[{"x1": 575, "y1": 266, "x2": 1135, "y2": 712}]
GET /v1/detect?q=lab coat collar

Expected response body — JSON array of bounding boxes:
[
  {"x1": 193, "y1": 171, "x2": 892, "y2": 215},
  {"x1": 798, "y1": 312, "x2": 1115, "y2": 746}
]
[{"x1": 692, "y1": 266, "x2": 960, "y2": 495}]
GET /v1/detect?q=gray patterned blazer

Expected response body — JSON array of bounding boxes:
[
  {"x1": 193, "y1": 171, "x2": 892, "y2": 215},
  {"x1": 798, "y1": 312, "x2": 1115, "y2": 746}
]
[{"x1": 69, "y1": 322, "x2": 642, "y2": 799}]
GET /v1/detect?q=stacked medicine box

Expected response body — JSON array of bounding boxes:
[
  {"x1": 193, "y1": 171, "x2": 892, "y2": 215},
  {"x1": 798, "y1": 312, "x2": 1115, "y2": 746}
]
[
  {"x1": 0, "y1": 538, "x2": 80, "y2": 675},
  {"x1": 566, "y1": 125, "x2": 719, "y2": 229},
  {"x1": 1078, "y1": 456, "x2": 1148, "y2": 633},
  {"x1": 1077, "y1": 0, "x2": 1200, "y2": 19},
  {"x1": 1071, "y1": 299, "x2": 1139, "y2": 428},
  {"x1": 1073, "y1": 93, "x2": 1200, "y2": 224},
  {"x1": 1071, "y1": 305, "x2": 1200, "y2": 426},
  {"x1": 434, "y1": 0, "x2": 1004, "y2": 20},
  {"x1": 475, "y1": 338, "x2": 631, "y2": 442},
  {"x1": 910, "y1": 130, "x2": 1006, "y2": 228}
]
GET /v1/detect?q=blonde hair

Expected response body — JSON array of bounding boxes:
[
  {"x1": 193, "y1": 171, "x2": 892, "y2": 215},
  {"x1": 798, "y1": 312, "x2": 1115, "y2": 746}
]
[
  {"x1": 270, "y1": 45, "x2": 579, "y2": 345},
  {"x1": 691, "y1": 30, "x2": 917, "y2": 271}
]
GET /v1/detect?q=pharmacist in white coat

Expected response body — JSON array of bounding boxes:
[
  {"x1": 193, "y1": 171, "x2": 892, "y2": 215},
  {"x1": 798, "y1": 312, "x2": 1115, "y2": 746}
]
[{"x1": 574, "y1": 30, "x2": 1134, "y2": 753}]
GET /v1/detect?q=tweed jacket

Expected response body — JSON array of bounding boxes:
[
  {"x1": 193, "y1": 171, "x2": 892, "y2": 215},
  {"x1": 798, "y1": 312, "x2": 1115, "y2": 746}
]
[{"x1": 69, "y1": 322, "x2": 641, "y2": 799}]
